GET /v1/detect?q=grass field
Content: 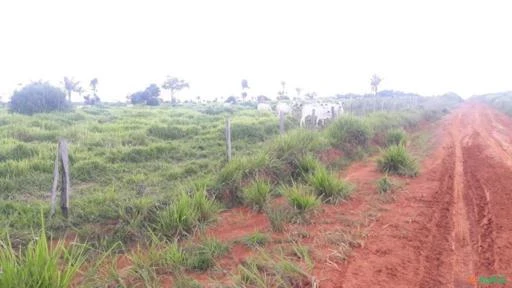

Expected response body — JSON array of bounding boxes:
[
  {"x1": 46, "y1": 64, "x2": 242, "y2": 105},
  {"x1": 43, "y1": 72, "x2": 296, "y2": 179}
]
[{"x1": 0, "y1": 96, "x2": 463, "y2": 286}]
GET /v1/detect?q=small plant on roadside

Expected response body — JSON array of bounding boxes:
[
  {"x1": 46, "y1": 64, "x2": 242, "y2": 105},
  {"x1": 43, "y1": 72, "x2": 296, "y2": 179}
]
[
  {"x1": 386, "y1": 128, "x2": 407, "y2": 146},
  {"x1": 0, "y1": 221, "x2": 87, "y2": 288},
  {"x1": 295, "y1": 154, "x2": 321, "y2": 178},
  {"x1": 236, "y1": 252, "x2": 311, "y2": 288},
  {"x1": 184, "y1": 237, "x2": 229, "y2": 271},
  {"x1": 241, "y1": 232, "x2": 270, "y2": 248},
  {"x1": 307, "y1": 167, "x2": 352, "y2": 203},
  {"x1": 243, "y1": 179, "x2": 272, "y2": 212},
  {"x1": 281, "y1": 184, "x2": 320, "y2": 214},
  {"x1": 264, "y1": 203, "x2": 293, "y2": 232},
  {"x1": 376, "y1": 175, "x2": 393, "y2": 194},
  {"x1": 377, "y1": 145, "x2": 419, "y2": 177}
]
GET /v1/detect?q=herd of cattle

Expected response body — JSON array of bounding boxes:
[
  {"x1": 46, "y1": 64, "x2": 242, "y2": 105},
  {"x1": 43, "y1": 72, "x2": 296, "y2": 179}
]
[{"x1": 256, "y1": 101, "x2": 344, "y2": 128}]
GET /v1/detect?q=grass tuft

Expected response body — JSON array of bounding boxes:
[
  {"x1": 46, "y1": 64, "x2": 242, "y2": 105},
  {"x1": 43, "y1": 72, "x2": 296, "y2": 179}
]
[
  {"x1": 377, "y1": 145, "x2": 419, "y2": 177},
  {"x1": 307, "y1": 167, "x2": 352, "y2": 203},
  {"x1": 242, "y1": 179, "x2": 272, "y2": 212},
  {"x1": 376, "y1": 175, "x2": 393, "y2": 194},
  {"x1": 386, "y1": 128, "x2": 407, "y2": 146}
]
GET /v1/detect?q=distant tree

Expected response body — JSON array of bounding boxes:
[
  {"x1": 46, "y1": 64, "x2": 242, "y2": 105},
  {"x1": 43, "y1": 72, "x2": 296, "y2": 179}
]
[
  {"x1": 225, "y1": 96, "x2": 237, "y2": 104},
  {"x1": 241, "y1": 79, "x2": 249, "y2": 102},
  {"x1": 10, "y1": 81, "x2": 70, "y2": 115},
  {"x1": 241, "y1": 79, "x2": 249, "y2": 90},
  {"x1": 277, "y1": 81, "x2": 287, "y2": 100},
  {"x1": 84, "y1": 94, "x2": 100, "y2": 105},
  {"x1": 162, "y1": 76, "x2": 189, "y2": 104},
  {"x1": 370, "y1": 74, "x2": 382, "y2": 112},
  {"x1": 130, "y1": 83, "x2": 161, "y2": 106},
  {"x1": 63, "y1": 77, "x2": 79, "y2": 102},
  {"x1": 304, "y1": 92, "x2": 316, "y2": 100},
  {"x1": 370, "y1": 74, "x2": 382, "y2": 96},
  {"x1": 296, "y1": 88, "x2": 302, "y2": 98},
  {"x1": 76, "y1": 86, "x2": 84, "y2": 99},
  {"x1": 90, "y1": 78, "x2": 98, "y2": 96}
]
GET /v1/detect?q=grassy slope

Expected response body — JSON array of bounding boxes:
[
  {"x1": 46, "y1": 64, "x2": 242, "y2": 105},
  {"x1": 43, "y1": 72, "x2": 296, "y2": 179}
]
[{"x1": 0, "y1": 104, "x2": 289, "y2": 240}]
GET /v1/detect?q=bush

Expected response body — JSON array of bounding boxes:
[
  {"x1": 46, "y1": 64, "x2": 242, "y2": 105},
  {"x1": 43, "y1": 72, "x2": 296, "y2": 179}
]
[
  {"x1": 282, "y1": 184, "x2": 320, "y2": 214},
  {"x1": 377, "y1": 145, "x2": 418, "y2": 177},
  {"x1": 0, "y1": 224, "x2": 87, "y2": 288},
  {"x1": 386, "y1": 128, "x2": 407, "y2": 146},
  {"x1": 264, "y1": 203, "x2": 293, "y2": 232},
  {"x1": 154, "y1": 191, "x2": 219, "y2": 239},
  {"x1": 376, "y1": 175, "x2": 393, "y2": 194},
  {"x1": 9, "y1": 82, "x2": 70, "y2": 115},
  {"x1": 308, "y1": 167, "x2": 352, "y2": 203},
  {"x1": 327, "y1": 117, "x2": 372, "y2": 156},
  {"x1": 243, "y1": 179, "x2": 272, "y2": 212}
]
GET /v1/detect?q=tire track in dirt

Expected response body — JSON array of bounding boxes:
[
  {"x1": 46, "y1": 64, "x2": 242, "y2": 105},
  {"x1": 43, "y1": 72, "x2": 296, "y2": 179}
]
[{"x1": 342, "y1": 103, "x2": 512, "y2": 287}]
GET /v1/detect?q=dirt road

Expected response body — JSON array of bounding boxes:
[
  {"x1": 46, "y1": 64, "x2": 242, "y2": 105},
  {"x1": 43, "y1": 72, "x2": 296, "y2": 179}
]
[{"x1": 340, "y1": 103, "x2": 512, "y2": 287}]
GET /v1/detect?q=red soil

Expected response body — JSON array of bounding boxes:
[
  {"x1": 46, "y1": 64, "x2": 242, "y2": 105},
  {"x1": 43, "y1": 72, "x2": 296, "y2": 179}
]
[
  {"x1": 192, "y1": 103, "x2": 512, "y2": 288},
  {"x1": 340, "y1": 103, "x2": 512, "y2": 288},
  {"x1": 75, "y1": 102, "x2": 512, "y2": 288}
]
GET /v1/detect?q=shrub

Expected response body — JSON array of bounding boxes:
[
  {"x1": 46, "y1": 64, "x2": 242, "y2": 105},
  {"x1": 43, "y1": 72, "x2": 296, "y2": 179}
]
[
  {"x1": 386, "y1": 128, "x2": 407, "y2": 146},
  {"x1": 377, "y1": 145, "x2": 418, "y2": 177},
  {"x1": 327, "y1": 117, "x2": 372, "y2": 156},
  {"x1": 264, "y1": 203, "x2": 293, "y2": 232},
  {"x1": 154, "y1": 191, "x2": 219, "y2": 239},
  {"x1": 184, "y1": 237, "x2": 229, "y2": 271},
  {"x1": 9, "y1": 82, "x2": 70, "y2": 115},
  {"x1": 282, "y1": 184, "x2": 320, "y2": 214},
  {"x1": 243, "y1": 179, "x2": 272, "y2": 212},
  {"x1": 241, "y1": 232, "x2": 269, "y2": 248},
  {"x1": 0, "y1": 225, "x2": 87, "y2": 288},
  {"x1": 308, "y1": 167, "x2": 352, "y2": 203},
  {"x1": 295, "y1": 154, "x2": 321, "y2": 178},
  {"x1": 376, "y1": 175, "x2": 393, "y2": 194}
]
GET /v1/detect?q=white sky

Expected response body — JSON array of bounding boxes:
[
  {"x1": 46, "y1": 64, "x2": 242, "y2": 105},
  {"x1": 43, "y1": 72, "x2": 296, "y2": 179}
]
[{"x1": 0, "y1": 0, "x2": 511, "y2": 102}]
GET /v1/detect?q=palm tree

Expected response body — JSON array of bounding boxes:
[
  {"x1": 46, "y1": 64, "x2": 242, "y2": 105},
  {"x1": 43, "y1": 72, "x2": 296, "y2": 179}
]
[
  {"x1": 370, "y1": 74, "x2": 382, "y2": 112},
  {"x1": 63, "y1": 77, "x2": 79, "y2": 102},
  {"x1": 90, "y1": 78, "x2": 98, "y2": 96}
]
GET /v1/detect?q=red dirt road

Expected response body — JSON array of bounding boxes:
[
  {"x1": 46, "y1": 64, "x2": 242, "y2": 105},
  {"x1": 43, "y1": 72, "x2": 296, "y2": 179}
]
[{"x1": 340, "y1": 103, "x2": 512, "y2": 288}]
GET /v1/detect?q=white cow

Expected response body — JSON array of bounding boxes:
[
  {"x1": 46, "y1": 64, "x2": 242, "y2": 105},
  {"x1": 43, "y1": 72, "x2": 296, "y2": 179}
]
[
  {"x1": 276, "y1": 102, "x2": 292, "y2": 116},
  {"x1": 299, "y1": 102, "x2": 344, "y2": 127},
  {"x1": 257, "y1": 103, "x2": 272, "y2": 112}
]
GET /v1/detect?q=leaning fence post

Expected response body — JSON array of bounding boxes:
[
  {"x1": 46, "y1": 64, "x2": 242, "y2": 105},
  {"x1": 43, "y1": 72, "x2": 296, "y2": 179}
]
[
  {"x1": 225, "y1": 117, "x2": 232, "y2": 162},
  {"x1": 50, "y1": 139, "x2": 71, "y2": 218},
  {"x1": 60, "y1": 140, "x2": 70, "y2": 218},
  {"x1": 279, "y1": 111, "x2": 285, "y2": 134},
  {"x1": 50, "y1": 144, "x2": 60, "y2": 217},
  {"x1": 311, "y1": 109, "x2": 317, "y2": 128}
]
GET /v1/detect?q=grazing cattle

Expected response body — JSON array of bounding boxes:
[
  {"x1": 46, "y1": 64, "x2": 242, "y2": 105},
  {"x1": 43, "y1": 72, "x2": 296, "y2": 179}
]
[
  {"x1": 276, "y1": 102, "x2": 292, "y2": 116},
  {"x1": 257, "y1": 103, "x2": 272, "y2": 112},
  {"x1": 299, "y1": 102, "x2": 344, "y2": 127}
]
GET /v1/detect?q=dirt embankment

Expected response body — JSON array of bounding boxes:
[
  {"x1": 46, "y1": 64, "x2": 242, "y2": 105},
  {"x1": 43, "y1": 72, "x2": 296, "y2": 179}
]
[{"x1": 340, "y1": 103, "x2": 512, "y2": 288}]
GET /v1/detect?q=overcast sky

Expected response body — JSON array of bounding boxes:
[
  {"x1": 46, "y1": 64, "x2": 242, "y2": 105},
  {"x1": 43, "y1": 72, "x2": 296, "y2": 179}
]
[{"x1": 0, "y1": 0, "x2": 511, "y2": 102}]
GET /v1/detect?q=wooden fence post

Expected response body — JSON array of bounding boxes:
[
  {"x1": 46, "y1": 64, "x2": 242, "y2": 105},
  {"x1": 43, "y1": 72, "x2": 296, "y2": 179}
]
[
  {"x1": 279, "y1": 111, "x2": 285, "y2": 134},
  {"x1": 225, "y1": 118, "x2": 232, "y2": 162},
  {"x1": 331, "y1": 106, "x2": 336, "y2": 120},
  {"x1": 311, "y1": 109, "x2": 317, "y2": 129},
  {"x1": 50, "y1": 139, "x2": 71, "y2": 218}
]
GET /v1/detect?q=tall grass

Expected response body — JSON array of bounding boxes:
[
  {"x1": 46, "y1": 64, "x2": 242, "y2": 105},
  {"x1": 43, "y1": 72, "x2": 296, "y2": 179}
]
[
  {"x1": 308, "y1": 167, "x2": 352, "y2": 203},
  {"x1": 154, "y1": 190, "x2": 220, "y2": 239},
  {"x1": 0, "y1": 225, "x2": 87, "y2": 288},
  {"x1": 377, "y1": 145, "x2": 419, "y2": 177},
  {"x1": 242, "y1": 179, "x2": 272, "y2": 212},
  {"x1": 386, "y1": 128, "x2": 407, "y2": 146},
  {"x1": 281, "y1": 184, "x2": 320, "y2": 214}
]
